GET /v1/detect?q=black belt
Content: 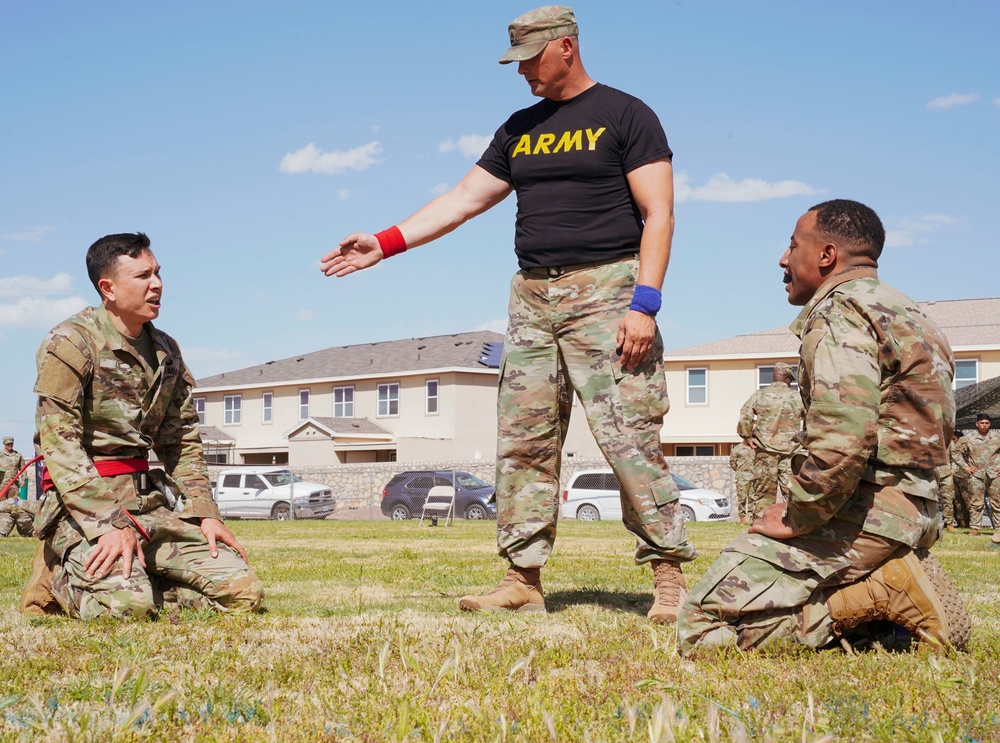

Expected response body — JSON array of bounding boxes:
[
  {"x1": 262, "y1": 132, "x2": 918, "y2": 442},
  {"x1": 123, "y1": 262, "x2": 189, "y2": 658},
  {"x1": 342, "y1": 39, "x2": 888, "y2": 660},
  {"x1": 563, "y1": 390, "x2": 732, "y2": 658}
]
[{"x1": 520, "y1": 254, "x2": 635, "y2": 279}]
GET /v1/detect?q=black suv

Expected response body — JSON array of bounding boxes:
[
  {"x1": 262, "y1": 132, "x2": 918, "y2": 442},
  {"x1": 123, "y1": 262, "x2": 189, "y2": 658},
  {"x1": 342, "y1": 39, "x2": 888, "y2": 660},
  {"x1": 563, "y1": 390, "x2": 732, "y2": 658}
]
[{"x1": 380, "y1": 470, "x2": 497, "y2": 521}]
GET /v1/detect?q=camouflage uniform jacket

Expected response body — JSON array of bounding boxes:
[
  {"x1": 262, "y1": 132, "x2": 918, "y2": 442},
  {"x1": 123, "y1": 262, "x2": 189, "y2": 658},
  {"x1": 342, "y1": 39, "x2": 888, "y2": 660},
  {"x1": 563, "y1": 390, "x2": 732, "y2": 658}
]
[
  {"x1": 954, "y1": 430, "x2": 1000, "y2": 480},
  {"x1": 729, "y1": 442, "x2": 754, "y2": 485},
  {"x1": 0, "y1": 448, "x2": 26, "y2": 493},
  {"x1": 784, "y1": 266, "x2": 955, "y2": 539},
  {"x1": 736, "y1": 382, "x2": 804, "y2": 454},
  {"x1": 34, "y1": 304, "x2": 220, "y2": 542}
]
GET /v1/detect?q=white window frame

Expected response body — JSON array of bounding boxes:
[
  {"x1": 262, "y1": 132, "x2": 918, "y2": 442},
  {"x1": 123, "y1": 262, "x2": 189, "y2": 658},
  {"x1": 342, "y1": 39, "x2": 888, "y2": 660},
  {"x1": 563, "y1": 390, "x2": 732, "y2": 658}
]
[
  {"x1": 333, "y1": 386, "x2": 355, "y2": 418},
  {"x1": 686, "y1": 367, "x2": 708, "y2": 406},
  {"x1": 954, "y1": 359, "x2": 978, "y2": 390},
  {"x1": 425, "y1": 379, "x2": 439, "y2": 415},
  {"x1": 758, "y1": 364, "x2": 799, "y2": 390},
  {"x1": 224, "y1": 395, "x2": 242, "y2": 425},
  {"x1": 194, "y1": 397, "x2": 206, "y2": 425},
  {"x1": 377, "y1": 383, "x2": 400, "y2": 417},
  {"x1": 298, "y1": 389, "x2": 310, "y2": 421},
  {"x1": 262, "y1": 392, "x2": 273, "y2": 424}
]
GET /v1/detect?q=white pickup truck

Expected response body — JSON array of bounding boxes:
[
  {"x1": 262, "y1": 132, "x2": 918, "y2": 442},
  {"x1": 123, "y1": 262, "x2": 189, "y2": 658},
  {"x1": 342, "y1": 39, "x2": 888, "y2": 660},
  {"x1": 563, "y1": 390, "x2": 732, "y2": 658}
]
[{"x1": 213, "y1": 466, "x2": 336, "y2": 520}]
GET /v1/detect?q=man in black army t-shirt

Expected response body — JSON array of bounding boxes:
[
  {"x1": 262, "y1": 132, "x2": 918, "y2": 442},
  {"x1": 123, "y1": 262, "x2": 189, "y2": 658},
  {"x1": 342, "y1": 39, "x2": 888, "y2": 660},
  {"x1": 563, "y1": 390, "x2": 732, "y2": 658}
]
[{"x1": 320, "y1": 5, "x2": 695, "y2": 623}]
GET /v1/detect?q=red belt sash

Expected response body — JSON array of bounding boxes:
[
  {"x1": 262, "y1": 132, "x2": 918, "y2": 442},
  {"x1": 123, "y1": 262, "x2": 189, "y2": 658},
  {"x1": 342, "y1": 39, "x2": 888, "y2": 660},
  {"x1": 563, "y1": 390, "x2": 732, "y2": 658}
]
[
  {"x1": 0, "y1": 454, "x2": 43, "y2": 499},
  {"x1": 40, "y1": 458, "x2": 149, "y2": 494}
]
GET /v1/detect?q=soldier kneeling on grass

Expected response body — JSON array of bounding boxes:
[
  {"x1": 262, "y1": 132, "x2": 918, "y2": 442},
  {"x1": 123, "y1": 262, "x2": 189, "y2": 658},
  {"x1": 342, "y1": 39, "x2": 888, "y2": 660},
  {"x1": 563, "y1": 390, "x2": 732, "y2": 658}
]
[
  {"x1": 20, "y1": 232, "x2": 263, "y2": 619},
  {"x1": 677, "y1": 200, "x2": 972, "y2": 654}
]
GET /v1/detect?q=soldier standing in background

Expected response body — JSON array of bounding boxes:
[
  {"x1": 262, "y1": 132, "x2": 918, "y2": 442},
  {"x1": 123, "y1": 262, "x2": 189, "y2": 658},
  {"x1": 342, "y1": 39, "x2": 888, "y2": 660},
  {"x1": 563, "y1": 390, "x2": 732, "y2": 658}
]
[
  {"x1": 321, "y1": 6, "x2": 696, "y2": 622},
  {"x1": 728, "y1": 441, "x2": 755, "y2": 524},
  {"x1": 954, "y1": 414, "x2": 1000, "y2": 539},
  {"x1": 0, "y1": 437, "x2": 34, "y2": 537},
  {"x1": 939, "y1": 432, "x2": 966, "y2": 531},
  {"x1": 22, "y1": 232, "x2": 263, "y2": 619},
  {"x1": 678, "y1": 199, "x2": 970, "y2": 654},
  {"x1": 736, "y1": 362, "x2": 804, "y2": 518}
]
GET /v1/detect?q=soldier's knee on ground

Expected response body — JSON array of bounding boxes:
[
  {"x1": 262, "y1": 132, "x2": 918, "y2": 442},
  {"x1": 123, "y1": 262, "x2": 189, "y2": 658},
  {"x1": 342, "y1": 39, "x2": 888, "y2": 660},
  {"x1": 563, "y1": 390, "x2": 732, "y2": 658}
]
[{"x1": 215, "y1": 569, "x2": 264, "y2": 612}]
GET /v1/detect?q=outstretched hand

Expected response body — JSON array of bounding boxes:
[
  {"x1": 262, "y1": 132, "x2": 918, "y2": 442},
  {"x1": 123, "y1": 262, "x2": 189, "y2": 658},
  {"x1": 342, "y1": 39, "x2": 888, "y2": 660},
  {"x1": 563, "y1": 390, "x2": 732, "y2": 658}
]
[{"x1": 320, "y1": 233, "x2": 383, "y2": 277}]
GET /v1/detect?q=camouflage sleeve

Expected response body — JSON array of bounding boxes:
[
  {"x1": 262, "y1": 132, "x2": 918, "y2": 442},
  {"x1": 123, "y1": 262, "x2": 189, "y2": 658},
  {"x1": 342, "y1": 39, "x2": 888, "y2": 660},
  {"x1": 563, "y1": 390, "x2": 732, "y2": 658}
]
[
  {"x1": 784, "y1": 305, "x2": 880, "y2": 533},
  {"x1": 34, "y1": 332, "x2": 124, "y2": 541},
  {"x1": 736, "y1": 391, "x2": 758, "y2": 439},
  {"x1": 153, "y1": 353, "x2": 220, "y2": 520},
  {"x1": 729, "y1": 449, "x2": 739, "y2": 470},
  {"x1": 15, "y1": 453, "x2": 26, "y2": 486},
  {"x1": 952, "y1": 437, "x2": 971, "y2": 469}
]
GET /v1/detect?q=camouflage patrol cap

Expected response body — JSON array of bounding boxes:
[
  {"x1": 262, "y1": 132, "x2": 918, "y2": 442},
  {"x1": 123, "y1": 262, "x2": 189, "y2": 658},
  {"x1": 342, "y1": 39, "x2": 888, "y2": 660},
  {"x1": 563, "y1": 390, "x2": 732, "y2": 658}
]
[
  {"x1": 774, "y1": 362, "x2": 795, "y2": 378},
  {"x1": 2, "y1": 437, "x2": 12, "y2": 444},
  {"x1": 499, "y1": 5, "x2": 579, "y2": 65}
]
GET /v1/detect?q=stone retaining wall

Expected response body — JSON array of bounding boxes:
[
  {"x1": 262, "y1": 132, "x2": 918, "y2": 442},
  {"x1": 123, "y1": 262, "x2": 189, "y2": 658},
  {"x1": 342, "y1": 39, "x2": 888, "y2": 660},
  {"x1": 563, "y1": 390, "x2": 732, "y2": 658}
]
[{"x1": 208, "y1": 456, "x2": 735, "y2": 519}]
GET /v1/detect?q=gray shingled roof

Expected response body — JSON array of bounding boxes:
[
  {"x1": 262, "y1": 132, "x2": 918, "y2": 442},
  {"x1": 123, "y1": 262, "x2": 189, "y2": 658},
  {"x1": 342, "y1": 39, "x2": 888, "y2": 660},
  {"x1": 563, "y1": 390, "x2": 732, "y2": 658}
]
[
  {"x1": 199, "y1": 425, "x2": 235, "y2": 443},
  {"x1": 196, "y1": 330, "x2": 504, "y2": 389},
  {"x1": 302, "y1": 417, "x2": 393, "y2": 437},
  {"x1": 666, "y1": 297, "x2": 1000, "y2": 358}
]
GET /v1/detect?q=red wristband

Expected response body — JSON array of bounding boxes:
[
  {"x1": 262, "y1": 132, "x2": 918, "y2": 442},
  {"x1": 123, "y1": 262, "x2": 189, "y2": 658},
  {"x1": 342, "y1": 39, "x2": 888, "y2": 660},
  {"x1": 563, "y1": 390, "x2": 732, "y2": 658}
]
[{"x1": 374, "y1": 226, "x2": 407, "y2": 259}]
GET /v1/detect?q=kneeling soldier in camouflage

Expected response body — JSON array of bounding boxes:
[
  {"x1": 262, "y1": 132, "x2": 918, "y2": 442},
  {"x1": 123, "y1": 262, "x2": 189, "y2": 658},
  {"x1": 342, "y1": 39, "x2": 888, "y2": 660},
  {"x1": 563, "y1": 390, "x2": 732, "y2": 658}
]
[
  {"x1": 677, "y1": 200, "x2": 971, "y2": 654},
  {"x1": 21, "y1": 233, "x2": 263, "y2": 619}
]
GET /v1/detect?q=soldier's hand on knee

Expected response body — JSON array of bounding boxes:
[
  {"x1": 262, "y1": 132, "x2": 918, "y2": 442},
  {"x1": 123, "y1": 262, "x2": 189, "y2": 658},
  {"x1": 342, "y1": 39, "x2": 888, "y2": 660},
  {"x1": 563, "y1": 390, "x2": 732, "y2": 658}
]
[
  {"x1": 201, "y1": 517, "x2": 248, "y2": 561},
  {"x1": 85, "y1": 528, "x2": 146, "y2": 579}
]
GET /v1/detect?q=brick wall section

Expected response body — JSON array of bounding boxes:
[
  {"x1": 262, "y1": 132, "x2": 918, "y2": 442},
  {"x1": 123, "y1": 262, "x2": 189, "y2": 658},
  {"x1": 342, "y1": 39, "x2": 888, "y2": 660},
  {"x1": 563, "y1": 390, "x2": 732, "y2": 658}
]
[{"x1": 207, "y1": 456, "x2": 735, "y2": 519}]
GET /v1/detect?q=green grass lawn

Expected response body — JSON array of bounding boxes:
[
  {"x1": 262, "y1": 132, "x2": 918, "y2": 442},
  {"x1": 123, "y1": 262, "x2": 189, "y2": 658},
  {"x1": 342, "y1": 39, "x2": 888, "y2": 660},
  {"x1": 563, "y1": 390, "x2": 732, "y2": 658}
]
[{"x1": 1, "y1": 521, "x2": 998, "y2": 742}]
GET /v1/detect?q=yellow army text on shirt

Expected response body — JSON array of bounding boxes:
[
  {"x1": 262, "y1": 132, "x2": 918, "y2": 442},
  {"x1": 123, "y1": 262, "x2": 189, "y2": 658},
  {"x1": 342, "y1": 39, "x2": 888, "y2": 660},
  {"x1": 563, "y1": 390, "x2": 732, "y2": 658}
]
[{"x1": 33, "y1": 304, "x2": 220, "y2": 543}]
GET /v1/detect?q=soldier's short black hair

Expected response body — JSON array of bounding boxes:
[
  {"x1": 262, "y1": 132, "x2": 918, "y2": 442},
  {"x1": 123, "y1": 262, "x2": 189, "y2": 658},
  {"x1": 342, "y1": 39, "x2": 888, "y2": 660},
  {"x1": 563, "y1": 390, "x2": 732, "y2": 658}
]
[
  {"x1": 976, "y1": 413, "x2": 991, "y2": 422},
  {"x1": 86, "y1": 233, "x2": 152, "y2": 293},
  {"x1": 808, "y1": 199, "x2": 885, "y2": 262}
]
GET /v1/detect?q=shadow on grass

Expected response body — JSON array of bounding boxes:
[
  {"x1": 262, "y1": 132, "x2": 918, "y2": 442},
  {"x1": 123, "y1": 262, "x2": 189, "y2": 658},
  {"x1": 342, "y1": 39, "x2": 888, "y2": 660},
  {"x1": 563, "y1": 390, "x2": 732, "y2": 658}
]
[{"x1": 543, "y1": 588, "x2": 651, "y2": 615}]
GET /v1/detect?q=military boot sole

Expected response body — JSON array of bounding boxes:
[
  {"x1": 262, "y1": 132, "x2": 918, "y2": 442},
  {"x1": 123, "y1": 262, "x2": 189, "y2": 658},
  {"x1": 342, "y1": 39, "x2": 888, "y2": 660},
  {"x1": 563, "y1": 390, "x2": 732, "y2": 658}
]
[
  {"x1": 458, "y1": 598, "x2": 546, "y2": 614},
  {"x1": 914, "y1": 548, "x2": 972, "y2": 650}
]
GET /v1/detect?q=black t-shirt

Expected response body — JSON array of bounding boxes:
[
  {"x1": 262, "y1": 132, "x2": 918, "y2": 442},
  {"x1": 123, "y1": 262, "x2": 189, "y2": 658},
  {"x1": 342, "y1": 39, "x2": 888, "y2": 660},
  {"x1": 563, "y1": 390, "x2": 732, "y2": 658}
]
[{"x1": 477, "y1": 83, "x2": 672, "y2": 270}]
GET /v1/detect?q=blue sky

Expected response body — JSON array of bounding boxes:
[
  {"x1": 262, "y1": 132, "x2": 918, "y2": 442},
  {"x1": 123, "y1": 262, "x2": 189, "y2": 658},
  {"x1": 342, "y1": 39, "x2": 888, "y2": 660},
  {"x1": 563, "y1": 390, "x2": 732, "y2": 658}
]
[{"x1": 2, "y1": 0, "x2": 998, "y2": 449}]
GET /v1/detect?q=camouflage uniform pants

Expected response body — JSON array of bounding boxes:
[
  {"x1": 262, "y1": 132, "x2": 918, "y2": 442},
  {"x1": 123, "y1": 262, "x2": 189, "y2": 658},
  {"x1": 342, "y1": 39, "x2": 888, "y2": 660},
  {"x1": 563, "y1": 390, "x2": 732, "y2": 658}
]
[
  {"x1": 939, "y1": 469, "x2": 970, "y2": 527},
  {"x1": 677, "y1": 484, "x2": 940, "y2": 656},
  {"x1": 964, "y1": 475, "x2": 1000, "y2": 530},
  {"x1": 0, "y1": 498, "x2": 35, "y2": 537},
  {"x1": 496, "y1": 258, "x2": 696, "y2": 569},
  {"x1": 48, "y1": 494, "x2": 263, "y2": 620},
  {"x1": 734, "y1": 475, "x2": 755, "y2": 522},
  {"x1": 748, "y1": 450, "x2": 793, "y2": 519}
]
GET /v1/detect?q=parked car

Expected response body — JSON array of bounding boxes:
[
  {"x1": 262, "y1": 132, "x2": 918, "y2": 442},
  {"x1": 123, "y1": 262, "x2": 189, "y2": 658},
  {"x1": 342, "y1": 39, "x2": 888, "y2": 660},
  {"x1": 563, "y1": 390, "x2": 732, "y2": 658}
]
[
  {"x1": 380, "y1": 470, "x2": 497, "y2": 521},
  {"x1": 213, "y1": 466, "x2": 336, "y2": 520},
  {"x1": 559, "y1": 469, "x2": 731, "y2": 523}
]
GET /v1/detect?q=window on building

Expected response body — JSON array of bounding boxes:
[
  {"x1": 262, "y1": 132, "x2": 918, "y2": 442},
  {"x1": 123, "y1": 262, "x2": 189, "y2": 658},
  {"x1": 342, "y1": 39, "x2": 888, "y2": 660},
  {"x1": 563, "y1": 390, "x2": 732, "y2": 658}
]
[
  {"x1": 426, "y1": 379, "x2": 439, "y2": 415},
  {"x1": 378, "y1": 383, "x2": 399, "y2": 417},
  {"x1": 298, "y1": 390, "x2": 310, "y2": 420},
  {"x1": 954, "y1": 359, "x2": 978, "y2": 390},
  {"x1": 224, "y1": 395, "x2": 242, "y2": 425},
  {"x1": 675, "y1": 445, "x2": 716, "y2": 456},
  {"x1": 194, "y1": 397, "x2": 206, "y2": 425},
  {"x1": 262, "y1": 392, "x2": 273, "y2": 424},
  {"x1": 758, "y1": 365, "x2": 799, "y2": 390},
  {"x1": 333, "y1": 386, "x2": 354, "y2": 417},
  {"x1": 686, "y1": 368, "x2": 708, "y2": 405}
]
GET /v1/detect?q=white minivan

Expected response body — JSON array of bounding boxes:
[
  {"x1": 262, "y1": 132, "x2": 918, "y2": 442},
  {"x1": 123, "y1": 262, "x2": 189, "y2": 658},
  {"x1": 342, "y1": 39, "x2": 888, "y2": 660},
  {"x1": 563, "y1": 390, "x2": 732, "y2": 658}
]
[
  {"x1": 213, "y1": 466, "x2": 336, "y2": 520},
  {"x1": 560, "y1": 469, "x2": 731, "y2": 523}
]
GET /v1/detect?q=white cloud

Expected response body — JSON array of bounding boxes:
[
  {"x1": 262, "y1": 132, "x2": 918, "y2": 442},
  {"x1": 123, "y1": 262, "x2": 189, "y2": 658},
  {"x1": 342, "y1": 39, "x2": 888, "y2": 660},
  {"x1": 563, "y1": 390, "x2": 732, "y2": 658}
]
[
  {"x1": 0, "y1": 296, "x2": 88, "y2": 329},
  {"x1": 0, "y1": 273, "x2": 75, "y2": 299},
  {"x1": 336, "y1": 189, "x2": 353, "y2": 200},
  {"x1": 926, "y1": 93, "x2": 979, "y2": 111},
  {"x1": 293, "y1": 309, "x2": 314, "y2": 322},
  {"x1": 429, "y1": 182, "x2": 450, "y2": 196},
  {"x1": 474, "y1": 318, "x2": 508, "y2": 334},
  {"x1": 0, "y1": 226, "x2": 56, "y2": 243},
  {"x1": 675, "y1": 172, "x2": 820, "y2": 203},
  {"x1": 279, "y1": 141, "x2": 382, "y2": 174},
  {"x1": 884, "y1": 214, "x2": 956, "y2": 247},
  {"x1": 993, "y1": 97, "x2": 1000, "y2": 107},
  {"x1": 439, "y1": 135, "x2": 492, "y2": 159}
]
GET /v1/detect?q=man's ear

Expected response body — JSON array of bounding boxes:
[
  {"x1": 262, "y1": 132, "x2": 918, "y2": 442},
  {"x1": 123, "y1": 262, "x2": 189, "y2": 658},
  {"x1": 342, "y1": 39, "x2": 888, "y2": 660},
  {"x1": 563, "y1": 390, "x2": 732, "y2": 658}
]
[
  {"x1": 818, "y1": 242, "x2": 838, "y2": 270},
  {"x1": 97, "y1": 276, "x2": 115, "y2": 303}
]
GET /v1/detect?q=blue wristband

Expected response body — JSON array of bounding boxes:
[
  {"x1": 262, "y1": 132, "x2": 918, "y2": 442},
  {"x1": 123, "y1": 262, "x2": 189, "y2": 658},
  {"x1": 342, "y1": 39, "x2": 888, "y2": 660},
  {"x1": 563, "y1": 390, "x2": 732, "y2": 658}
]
[{"x1": 629, "y1": 284, "x2": 662, "y2": 316}]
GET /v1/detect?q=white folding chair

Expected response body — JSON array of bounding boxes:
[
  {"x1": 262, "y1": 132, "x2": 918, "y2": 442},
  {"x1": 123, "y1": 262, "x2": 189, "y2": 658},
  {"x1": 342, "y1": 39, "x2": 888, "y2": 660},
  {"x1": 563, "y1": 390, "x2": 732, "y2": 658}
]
[{"x1": 419, "y1": 485, "x2": 456, "y2": 526}]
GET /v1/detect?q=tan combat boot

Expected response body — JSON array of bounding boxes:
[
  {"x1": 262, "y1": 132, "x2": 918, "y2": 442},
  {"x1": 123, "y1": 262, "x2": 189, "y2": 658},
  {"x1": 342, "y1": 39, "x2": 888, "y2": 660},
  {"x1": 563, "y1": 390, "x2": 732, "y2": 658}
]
[
  {"x1": 991, "y1": 531, "x2": 1000, "y2": 545},
  {"x1": 459, "y1": 566, "x2": 545, "y2": 613},
  {"x1": 647, "y1": 559, "x2": 687, "y2": 624},
  {"x1": 969, "y1": 528, "x2": 980, "y2": 536},
  {"x1": 826, "y1": 550, "x2": 949, "y2": 648},
  {"x1": 19, "y1": 541, "x2": 62, "y2": 617}
]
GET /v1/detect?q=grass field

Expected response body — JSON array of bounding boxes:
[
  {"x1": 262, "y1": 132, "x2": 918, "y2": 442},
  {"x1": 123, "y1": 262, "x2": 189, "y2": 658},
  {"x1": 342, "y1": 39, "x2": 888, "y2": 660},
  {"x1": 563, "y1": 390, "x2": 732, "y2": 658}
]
[{"x1": 1, "y1": 520, "x2": 998, "y2": 742}]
